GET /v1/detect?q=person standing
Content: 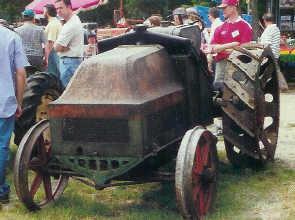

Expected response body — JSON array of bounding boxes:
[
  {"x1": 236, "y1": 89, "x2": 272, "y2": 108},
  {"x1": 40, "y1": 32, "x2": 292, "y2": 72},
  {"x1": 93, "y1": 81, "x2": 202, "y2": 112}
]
[
  {"x1": 205, "y1": 0, "x2": 252, "y2": 136},
  {"x1": 204, "y1": 7, "x2": 223, "y2": 72},
  {"x1": 83, "y1": 31, "x2": 98, "y2": 59},
  {"x1": 207, "y1": 0, "x2": 253, "y2": 90},
  {"x1": 0, "y1": 25, "x2": 28, "y2": 203},
  {"x1": 173, "y1": 7, "x2": 188, "y2": 26},
  {"x1": 260, "y1": 13, "x2": 288, "y2": 91},
  {"x1": 15, "y1": 9, "x2": 47, "y2": 71},
  {"x1": 44, "y1": 4, "x2": 62, "y2": 77},
  {"x1": 207, "y1": 7, "x2": 223, "y2": 44},
  {"x1": 54, "y1": 0, "x2": 84, "y2": 88}
]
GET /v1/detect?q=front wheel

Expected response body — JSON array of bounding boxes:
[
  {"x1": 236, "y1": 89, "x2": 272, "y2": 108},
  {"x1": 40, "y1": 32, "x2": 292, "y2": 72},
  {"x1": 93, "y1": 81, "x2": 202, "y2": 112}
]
[
  {"x1": 14, "y1": 120, "x2": 68, "y2": 211},
  {"x1": 175, "y1": 127, "x2": 219, "y2": 220}
]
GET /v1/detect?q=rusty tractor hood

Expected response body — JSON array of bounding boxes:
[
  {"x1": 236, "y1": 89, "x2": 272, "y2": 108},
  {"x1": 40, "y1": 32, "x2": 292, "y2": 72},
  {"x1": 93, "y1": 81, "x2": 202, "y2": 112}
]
[{"x1": 49, "y1": 45, "x2": 184, "y2": 119}]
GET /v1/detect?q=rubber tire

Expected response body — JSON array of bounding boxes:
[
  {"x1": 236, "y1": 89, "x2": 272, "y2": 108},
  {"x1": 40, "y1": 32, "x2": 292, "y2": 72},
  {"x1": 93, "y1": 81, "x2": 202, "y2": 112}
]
[
  {"x1": 14, "y1": 72, "x2": 63, "y2": 145},
  {"x1": 175, "y1": 127, "x2": 218, "y2": 220}
]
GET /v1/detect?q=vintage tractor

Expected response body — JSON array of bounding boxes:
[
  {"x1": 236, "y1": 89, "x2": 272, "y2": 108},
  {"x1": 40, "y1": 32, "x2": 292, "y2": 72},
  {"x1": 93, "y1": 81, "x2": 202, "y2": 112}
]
[{"x1": 14, "y1": 24, "x2": 280, "y2": 219}]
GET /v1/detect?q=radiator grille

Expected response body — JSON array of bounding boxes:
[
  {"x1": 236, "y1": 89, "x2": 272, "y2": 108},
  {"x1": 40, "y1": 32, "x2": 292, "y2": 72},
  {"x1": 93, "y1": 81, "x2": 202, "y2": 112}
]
[{"x1": 62, "y1": 118, "x2": 129, "y2": 143}]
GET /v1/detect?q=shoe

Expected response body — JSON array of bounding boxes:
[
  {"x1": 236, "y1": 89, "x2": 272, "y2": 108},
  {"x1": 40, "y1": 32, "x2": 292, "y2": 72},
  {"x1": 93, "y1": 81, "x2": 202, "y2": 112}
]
[{"x1": 0, "y1": 193, "x2": 9, "y2": 204}]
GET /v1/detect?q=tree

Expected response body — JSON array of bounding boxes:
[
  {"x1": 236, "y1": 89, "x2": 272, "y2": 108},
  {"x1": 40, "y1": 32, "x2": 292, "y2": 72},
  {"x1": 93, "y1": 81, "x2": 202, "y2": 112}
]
[
  {"x1": 123, "y1": 0, "x2": 196, "y2": 18},
  {"x1": 0, "y1": 0, "x2": 31, "y2": 22},
  {"x1": 79, "y1": 1, "x2": 119, "y2": 26}
]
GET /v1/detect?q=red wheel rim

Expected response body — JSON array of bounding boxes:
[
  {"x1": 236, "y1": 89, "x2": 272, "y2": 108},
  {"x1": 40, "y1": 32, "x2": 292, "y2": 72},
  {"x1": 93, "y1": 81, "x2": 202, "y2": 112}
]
[
  {"x1": 192, "y1": 132, "x2": 216, "y2": 216},
  {"x1": 27, "y1": 129, "x2": 64, "y2": 206}
]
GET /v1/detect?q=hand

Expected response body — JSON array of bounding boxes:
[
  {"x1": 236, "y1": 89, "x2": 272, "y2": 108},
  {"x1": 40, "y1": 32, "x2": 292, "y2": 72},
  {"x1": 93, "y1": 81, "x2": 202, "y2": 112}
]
[
  {"x1": 43, "y1": 57, "x2": 48, "y2": 67},
  {"x1": 202, "y1": 44, "x2": 213, "y2": 54},
  {"x1": 15, "y1": 104, "x2": 23, "y2": 118}
]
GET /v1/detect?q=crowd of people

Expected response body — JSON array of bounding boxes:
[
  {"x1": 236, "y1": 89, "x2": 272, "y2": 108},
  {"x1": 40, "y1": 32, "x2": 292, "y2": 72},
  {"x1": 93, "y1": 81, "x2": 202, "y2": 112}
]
[
  {"x1": 0, "y1": 0, "x2": 93, "y2": 203},
  {"x1": 0, "y1": 0, "x2": 289, "y2": 204}
]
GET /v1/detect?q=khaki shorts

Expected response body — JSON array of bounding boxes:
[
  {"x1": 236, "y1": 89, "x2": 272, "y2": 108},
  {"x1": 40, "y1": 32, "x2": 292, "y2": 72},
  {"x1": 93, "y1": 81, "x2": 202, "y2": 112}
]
[{"x1": 214, "y1": 59, "x2": 227, "y2": 90}]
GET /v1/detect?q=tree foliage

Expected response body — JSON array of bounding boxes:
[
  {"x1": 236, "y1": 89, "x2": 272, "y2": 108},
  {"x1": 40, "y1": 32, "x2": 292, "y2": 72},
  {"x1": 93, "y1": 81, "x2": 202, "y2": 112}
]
[
  {"x1": 0, "y1": 0, "x2": 269, "y2": 25},
  {"x1": 0, "y1": 0, "x2": 31, "y2": 21}
]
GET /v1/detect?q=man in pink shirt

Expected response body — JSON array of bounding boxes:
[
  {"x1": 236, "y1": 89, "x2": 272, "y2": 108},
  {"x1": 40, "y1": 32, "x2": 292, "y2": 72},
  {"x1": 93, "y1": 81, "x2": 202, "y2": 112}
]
[{"x1": 208, "y1": 0, "x2": 253, "y2": 90}]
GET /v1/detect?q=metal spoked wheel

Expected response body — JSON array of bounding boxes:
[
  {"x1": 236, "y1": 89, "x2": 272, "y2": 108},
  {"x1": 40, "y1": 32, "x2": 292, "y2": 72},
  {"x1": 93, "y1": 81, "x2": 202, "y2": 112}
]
[
  {"x1": 223, "y1": 114, "x2": 262, "y2": 168},
  {"x1": 175, "y1": 127, "x2": 218, "y2": 220},
  {"x1": 14, "y1": 120, "x2": 68, "y2": 211},
  {"x1": 222, "y1": 46, "x2": 280, "y2": 168},
  {"x1": 255, "y1": 54, "x2": 280, "y2": 161}
]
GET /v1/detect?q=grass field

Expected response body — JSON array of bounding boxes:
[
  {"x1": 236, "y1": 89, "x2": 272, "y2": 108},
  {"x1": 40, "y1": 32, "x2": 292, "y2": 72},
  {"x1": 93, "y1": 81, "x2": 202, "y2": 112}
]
[{"x1": 2, "y1": 144, "x2": 295, "y2": 220}]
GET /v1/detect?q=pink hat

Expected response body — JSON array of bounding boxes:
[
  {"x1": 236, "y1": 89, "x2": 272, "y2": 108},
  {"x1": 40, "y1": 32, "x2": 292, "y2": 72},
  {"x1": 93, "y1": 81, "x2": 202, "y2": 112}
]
[{"x1": 218, "y1": 0, "x2": 239, "y2": 8}]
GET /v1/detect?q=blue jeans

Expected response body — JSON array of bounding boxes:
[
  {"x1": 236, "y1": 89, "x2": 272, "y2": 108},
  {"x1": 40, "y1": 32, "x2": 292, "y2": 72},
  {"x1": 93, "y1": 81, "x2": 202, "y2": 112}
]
[
  {"x1": 0, "y1": 116, "x2": 14, "y2": 196},
  {"x1": 59, "y1": 57, "x2": 82, "y2": 88},
  {"x1": 47, "y1": 50, "x2": 60, "y2": 78}
]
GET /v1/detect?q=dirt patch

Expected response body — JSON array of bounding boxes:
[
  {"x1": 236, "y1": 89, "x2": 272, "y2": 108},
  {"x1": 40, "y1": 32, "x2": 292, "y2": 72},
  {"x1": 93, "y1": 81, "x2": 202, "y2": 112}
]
[{"x1": 276, "y1": 88, "x2": 295, "y2": 168}]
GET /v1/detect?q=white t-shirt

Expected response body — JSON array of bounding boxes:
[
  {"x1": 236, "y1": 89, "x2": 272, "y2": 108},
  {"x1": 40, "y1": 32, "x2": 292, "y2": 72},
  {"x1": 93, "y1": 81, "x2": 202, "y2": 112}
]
[
  {"x1": 260, "y1": 24, "x2": 280, "y2": 59},
  {"x1": 209, "y1": 18, "x2": 223, "y2": 44},
  {"x1": 56, "y1": 14, "x2": 84, "y2": 57}
]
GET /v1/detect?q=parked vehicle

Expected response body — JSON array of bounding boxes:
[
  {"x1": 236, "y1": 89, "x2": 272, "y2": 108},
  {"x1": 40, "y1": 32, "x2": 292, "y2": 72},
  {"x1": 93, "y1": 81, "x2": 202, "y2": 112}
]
[{"x1": 14, "y1": 24, "x2": 280, "y2": 219}]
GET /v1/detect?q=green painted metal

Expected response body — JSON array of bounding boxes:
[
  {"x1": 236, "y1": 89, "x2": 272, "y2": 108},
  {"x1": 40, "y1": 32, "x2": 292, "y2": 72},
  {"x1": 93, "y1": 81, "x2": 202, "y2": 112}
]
[{"x1": 50, "y1": 156, "x2": 142, "y2": 186}]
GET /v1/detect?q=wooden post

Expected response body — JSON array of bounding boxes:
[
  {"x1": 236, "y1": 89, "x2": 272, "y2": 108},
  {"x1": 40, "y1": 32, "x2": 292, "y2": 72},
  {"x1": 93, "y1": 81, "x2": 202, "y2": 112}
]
[{"x1": 120, "y1": 0, "x2": 124, "y2": 18}]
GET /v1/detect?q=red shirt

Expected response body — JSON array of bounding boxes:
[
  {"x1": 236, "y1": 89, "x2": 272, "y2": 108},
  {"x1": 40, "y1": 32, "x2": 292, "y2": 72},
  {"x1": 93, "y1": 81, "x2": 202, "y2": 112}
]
[{"x1": 211, "y1": 17, "x2": 253, "y2": 61}]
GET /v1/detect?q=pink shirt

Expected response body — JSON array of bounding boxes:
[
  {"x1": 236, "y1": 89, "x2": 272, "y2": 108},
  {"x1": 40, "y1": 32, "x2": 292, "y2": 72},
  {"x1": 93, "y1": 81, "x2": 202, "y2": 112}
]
[{"x1": 211, "y1": 17, "x2": 252, "y2": 62}]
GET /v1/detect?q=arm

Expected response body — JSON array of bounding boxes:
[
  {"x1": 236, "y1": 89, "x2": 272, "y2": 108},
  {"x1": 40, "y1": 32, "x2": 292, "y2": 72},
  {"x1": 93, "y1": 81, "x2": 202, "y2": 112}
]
[
  {"x1": 204, "y1": 42, "x2": 240, "y2": 54},
  {"x1": 15, "y1": 68, "x2": 26, "y2": 118},
  {"x1": 54, "y1": 43, "x2": 70, "y2": 52},
  {"x1": 14, "y1": 35, "x2": 29, "y2": 117},
  {"x1": 211, "y1": 42, "x2": 240, "y2": 53},
  {"x1": 45, "y1": 40, "x2": 54, "y2": 62},
  {"x1": 54, "y1": 25, "x2": 72, "y2": 53}
]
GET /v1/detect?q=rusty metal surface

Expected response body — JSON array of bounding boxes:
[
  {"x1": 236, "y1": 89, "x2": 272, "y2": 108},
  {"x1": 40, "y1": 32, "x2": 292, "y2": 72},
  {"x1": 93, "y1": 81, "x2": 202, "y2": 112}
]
[
  {"x1": 222, "y1": 46, "x2": 280, "y2": 165},
  {"x1": 48, "y1": 91, "x2": 184, "y2": 119},
  {"x1": 49, "y1": 44, "x2": 188, "y2": 159},
  {"x1": 49, "y1": 45, "x2": 184, "y2": 118}
]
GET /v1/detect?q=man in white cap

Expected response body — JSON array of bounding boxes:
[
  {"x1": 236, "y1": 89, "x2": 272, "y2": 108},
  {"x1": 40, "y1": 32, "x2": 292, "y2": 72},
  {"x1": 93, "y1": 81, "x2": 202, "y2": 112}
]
[{"x1": 206, "y1": 0, "x2": 253, "y2": 90}]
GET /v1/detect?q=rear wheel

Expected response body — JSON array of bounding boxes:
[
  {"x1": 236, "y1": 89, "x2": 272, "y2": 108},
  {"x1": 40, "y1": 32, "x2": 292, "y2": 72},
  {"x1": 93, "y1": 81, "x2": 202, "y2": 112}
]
[
  {"x1": 14, "y1": 120, "x2": 68, "y2": 211},
  {"x1": 14, "y1": 72, "x2": 63, "y2": 145},
  {"x1": 222, "y1": 46, "x2": 280, "y2": 168}
]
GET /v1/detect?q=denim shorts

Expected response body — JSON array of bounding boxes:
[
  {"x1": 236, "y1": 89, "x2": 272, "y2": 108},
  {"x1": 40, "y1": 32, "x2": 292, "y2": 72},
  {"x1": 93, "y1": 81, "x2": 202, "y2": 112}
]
[{"x1": 59, "y1": 57, "x2": 82, "y2": 88}]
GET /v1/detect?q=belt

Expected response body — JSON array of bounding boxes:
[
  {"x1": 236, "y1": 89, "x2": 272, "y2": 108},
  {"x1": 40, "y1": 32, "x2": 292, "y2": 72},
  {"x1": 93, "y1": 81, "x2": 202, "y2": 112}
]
[{"x1": 60, "y1": 56, "x2": 82, "y2": 59}]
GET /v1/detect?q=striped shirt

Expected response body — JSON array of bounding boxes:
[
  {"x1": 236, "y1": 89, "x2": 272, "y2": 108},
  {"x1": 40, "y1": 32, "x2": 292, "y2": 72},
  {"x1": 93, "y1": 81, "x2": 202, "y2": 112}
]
[
  {"x1": 15, "y1": 22, "x2": 47, "y2": 57},
  {"x1": 260, "y1": 24, "x2": 280, "y2": 59}
]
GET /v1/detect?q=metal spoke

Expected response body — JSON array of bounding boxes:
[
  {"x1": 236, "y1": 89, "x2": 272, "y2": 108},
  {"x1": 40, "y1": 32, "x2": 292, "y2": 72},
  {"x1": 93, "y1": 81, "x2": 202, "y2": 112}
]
[
  {"x1": 198, "y1": 185, "x2": 206, "y2": 216},
  {"x1": 30, "y1": 173, "x2": 43, "y2": 198},
  {"x1": 201, "y1": 143, "x2": 210, "y2": 166},
  {"x1": 43, "y1": 175, "x2": 53, "y2": 201},
  {"x1": 259, "y1": 63, "x2": 274, "y2": 89}
]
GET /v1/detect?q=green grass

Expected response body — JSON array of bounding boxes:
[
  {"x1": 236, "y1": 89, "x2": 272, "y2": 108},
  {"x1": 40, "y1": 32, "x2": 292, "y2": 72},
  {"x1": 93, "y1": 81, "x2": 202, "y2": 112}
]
[{"x1": 3, "y1": 143, "x2": 295, "y2": 220}]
